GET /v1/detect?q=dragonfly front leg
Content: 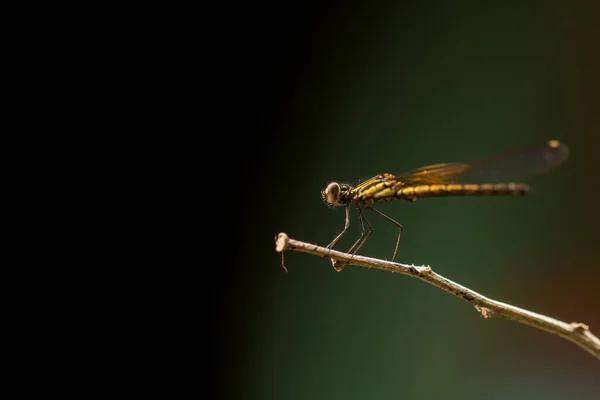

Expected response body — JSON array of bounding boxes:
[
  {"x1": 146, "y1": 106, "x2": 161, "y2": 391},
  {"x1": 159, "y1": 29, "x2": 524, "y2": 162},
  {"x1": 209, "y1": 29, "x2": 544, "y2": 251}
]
[{"x1": 326, "y1": 205, "x2": 351, "y2": 250}]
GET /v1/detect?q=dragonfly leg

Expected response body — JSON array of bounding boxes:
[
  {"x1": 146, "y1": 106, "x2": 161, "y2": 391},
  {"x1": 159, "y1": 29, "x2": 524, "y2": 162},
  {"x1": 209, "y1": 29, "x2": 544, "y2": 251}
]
[
  {"x1": 368, "y1": 207, "x2": 403, "y2": 262},
  {"x1": 347, "y1": 204, "x2": 373, "y2": 255},
  {"x1": 326, "y1": 205, "x2": 351, "y2": 250}
]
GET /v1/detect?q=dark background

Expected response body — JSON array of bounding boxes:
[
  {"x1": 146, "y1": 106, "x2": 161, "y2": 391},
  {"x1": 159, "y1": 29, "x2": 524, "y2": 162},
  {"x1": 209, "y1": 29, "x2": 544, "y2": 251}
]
[{"x1": 220, "y1": 1, "x2": 600, "y2": 398}]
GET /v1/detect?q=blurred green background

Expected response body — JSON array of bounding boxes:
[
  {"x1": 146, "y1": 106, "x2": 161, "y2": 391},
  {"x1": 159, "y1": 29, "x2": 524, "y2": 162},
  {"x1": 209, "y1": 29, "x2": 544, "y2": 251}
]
[{"x1": 224, "y1": 1, "x2": 600, "y2": 398}]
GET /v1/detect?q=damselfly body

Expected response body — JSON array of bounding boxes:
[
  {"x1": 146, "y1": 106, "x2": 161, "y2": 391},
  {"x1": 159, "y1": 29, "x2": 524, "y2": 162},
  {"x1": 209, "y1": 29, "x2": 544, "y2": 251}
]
[{"x1": 321, "y1": 140, "x2": 569, "y2": 260}]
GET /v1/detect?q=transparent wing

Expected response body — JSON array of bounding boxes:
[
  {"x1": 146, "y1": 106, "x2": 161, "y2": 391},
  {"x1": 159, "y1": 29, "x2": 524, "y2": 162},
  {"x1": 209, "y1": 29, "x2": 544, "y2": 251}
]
[{"x1": 393, "y1": 140, "x2": 569, "y2": 185}]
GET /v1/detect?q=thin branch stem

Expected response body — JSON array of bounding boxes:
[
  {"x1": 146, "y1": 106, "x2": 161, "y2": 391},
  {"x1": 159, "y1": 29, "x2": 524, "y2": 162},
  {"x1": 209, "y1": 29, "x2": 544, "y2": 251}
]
[{"x1": 275, "y1": 232, "x2": 600, "y2": 360}]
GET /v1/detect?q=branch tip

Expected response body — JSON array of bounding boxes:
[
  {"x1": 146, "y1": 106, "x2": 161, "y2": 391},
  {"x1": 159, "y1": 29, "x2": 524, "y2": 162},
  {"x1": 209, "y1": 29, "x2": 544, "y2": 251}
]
[{"x1": 275, "y1": 232, "x2": 289, "y2": 252}]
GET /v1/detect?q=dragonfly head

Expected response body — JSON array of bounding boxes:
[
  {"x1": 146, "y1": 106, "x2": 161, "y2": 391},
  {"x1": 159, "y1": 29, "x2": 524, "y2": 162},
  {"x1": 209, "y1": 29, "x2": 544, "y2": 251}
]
[{"x1": 322, "y1": 182, "x2": 352, "y2": 207}]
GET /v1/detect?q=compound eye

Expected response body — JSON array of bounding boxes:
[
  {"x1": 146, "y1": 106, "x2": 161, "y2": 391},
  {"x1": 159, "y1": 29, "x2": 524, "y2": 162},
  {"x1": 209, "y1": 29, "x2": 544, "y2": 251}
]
[{"x1": 323, "y1": 182, "x2": 341, "y2": 205}]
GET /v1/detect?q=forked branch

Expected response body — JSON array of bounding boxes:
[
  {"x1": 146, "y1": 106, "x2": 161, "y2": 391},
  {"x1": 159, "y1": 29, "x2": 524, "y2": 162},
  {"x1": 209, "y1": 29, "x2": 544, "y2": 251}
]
[{"x1": 275, "y1": 232, "x2": 600, "y2": 360}]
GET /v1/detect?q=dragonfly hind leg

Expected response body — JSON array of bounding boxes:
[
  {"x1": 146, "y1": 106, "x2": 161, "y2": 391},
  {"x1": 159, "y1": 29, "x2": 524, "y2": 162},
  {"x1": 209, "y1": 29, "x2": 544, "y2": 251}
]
[{"x1": 368, "y1": 207, "x2": 403, "y2": 262}]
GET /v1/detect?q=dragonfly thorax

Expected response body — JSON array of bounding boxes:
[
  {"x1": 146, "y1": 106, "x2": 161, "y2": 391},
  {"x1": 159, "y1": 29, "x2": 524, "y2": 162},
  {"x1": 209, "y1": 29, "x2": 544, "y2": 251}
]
[{"x1": 322, "y1": 182, "x2": 353, "y2": 206}]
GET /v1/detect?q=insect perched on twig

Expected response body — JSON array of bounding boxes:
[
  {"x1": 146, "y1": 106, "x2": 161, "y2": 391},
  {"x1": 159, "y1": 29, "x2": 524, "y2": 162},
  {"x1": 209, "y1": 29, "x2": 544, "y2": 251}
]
[{"x1": 321, "y1": 140, "x2": 569, "y2": 261}]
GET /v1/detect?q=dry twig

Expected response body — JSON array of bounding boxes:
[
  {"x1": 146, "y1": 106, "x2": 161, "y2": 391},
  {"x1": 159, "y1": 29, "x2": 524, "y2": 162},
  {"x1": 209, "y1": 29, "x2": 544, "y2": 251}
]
[{"x1": 275, "y1": 232, "x2": 600, "y2": 360}]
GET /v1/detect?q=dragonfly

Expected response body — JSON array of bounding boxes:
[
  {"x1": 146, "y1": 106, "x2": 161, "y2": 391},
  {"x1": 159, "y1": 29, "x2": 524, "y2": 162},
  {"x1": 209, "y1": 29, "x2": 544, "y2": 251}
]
[{"x1": 321, "y1": 139, "x2": 569, "y2": 261}]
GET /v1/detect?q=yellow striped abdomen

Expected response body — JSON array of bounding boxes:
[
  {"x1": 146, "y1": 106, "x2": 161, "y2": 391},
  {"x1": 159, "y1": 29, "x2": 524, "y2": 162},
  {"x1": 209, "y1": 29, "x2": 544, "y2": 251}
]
[{"x1": 364, "y1": 183, "x2": 529, "y2": 204}]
